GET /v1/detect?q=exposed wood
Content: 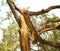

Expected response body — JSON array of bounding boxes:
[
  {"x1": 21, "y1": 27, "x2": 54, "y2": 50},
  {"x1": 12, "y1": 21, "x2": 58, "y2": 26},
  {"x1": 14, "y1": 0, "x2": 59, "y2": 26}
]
[
  {"x1": 7, "y1": 0, "x2": 30, "y2": 51},
  {"x1": 20, "y1": 15, "x2": 30, "y2": 51}
]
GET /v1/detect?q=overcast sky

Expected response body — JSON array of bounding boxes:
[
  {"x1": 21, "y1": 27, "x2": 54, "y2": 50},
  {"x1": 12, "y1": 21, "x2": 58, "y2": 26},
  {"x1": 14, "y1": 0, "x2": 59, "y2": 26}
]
[
  {"x1": 15, "y1": 0, "x2": 60, "y2": 11},
  {"x1": 0, "y1": 0, "x2": 60, "y2": 43},
  {"x1": 15, "y1": 0, "x2": 60, "y2": 17}
]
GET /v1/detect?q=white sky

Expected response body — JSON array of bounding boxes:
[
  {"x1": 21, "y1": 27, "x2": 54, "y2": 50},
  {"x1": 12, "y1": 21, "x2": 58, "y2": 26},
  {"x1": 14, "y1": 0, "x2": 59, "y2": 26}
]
[
  {"x1": 0, "y1": 0, "x2": 60, "y2": 46},
  {"x1": 15, "y1": 0, "x2": 60, "y2": 11},
  {"x1": 15, "y1": 0, "x2": 60, "y2": 17}
]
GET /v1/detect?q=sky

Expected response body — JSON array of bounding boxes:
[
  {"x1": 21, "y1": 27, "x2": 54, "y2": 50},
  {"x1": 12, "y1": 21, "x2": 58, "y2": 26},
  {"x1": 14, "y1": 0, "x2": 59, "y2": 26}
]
[
  {"x1": 0, "y1": 0, "x2": 60, "y2": 47},
  {"x1": 15, "y1": 0, "x2": 60, "y2": 17},
  {"x1": 15, "y1": 0, "x2": 60, "y2": 11}
]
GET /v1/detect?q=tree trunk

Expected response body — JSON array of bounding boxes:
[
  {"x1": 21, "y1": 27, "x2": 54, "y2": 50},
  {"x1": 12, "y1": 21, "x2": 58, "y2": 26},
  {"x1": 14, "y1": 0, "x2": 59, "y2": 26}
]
[{"x1": 20, "y1": 15, "x2": 30, "y2": 51}]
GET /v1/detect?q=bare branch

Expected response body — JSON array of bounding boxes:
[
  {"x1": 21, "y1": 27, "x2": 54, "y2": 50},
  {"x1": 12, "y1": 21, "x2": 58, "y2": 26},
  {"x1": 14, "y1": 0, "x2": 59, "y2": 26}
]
[
  {"x1": 7, "y1": 0, "x2": 18, "y2": 19},
  {"x1": 38, "y1": 22, "x2": 60, "y2": 35},
  {"x1": 29, "y1": 5, "x2": 60, "y2": 16},
  {"x1": 7, "y1": 0, "x2": 21, "y2": 27},
  {"x1": 11, "y1": 1, "x2": 23, "y2": 15}
]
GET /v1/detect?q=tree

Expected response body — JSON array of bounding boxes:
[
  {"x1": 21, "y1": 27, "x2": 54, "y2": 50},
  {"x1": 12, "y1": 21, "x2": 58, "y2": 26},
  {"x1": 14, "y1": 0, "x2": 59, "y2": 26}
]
[{"x1": 0, "y1": 0, "x2": 60, "y2": 51}]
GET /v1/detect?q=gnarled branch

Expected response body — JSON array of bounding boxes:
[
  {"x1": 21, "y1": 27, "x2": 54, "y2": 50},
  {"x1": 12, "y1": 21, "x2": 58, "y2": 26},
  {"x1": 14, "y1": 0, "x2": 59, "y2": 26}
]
[{"x1": 29, "y1": 5, "x2": 60, "y2": 16}]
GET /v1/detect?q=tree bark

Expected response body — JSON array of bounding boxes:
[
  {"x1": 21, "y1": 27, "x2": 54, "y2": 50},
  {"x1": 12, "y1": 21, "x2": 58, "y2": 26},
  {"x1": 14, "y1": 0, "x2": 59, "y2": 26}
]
[
  {"x1": 7, "y1": 0, "x2": 30, "y2": 51},
  {"x1": 20, "y1": 15, "x2": 30, "y2": 51},
  {"x1": 7, "y1": 0, "x2": 60, "y2": 50}
]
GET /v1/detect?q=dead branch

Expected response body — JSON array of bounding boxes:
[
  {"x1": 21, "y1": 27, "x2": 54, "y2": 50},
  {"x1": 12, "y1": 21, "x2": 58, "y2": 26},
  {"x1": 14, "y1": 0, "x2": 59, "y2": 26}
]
[{"x1": 29, "y1": 5, "x2": 60, "y2": 16}]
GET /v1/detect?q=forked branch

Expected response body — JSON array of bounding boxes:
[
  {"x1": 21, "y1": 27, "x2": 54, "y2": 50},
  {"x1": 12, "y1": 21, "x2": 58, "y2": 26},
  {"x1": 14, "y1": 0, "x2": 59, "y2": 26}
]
[{"x1": 7, "y1": 0, "x2": 60, "y2": 49}]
